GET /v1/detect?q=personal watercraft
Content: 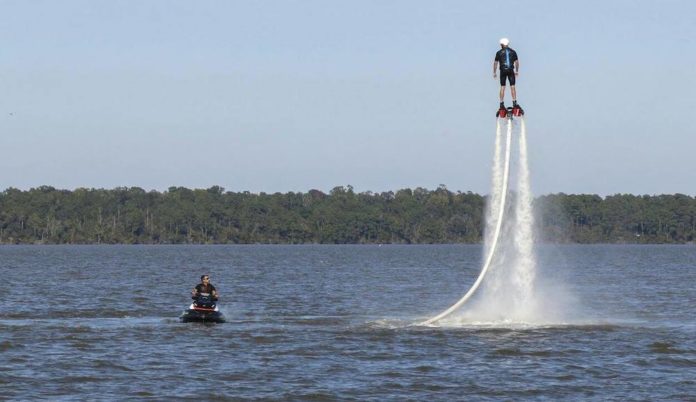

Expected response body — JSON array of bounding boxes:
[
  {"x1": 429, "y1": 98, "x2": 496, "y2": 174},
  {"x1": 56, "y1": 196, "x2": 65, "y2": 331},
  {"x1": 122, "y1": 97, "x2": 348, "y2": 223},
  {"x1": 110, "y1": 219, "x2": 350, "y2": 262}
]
[{"x1": 180, "y1": 293, "x2": 225, "y2": 323}]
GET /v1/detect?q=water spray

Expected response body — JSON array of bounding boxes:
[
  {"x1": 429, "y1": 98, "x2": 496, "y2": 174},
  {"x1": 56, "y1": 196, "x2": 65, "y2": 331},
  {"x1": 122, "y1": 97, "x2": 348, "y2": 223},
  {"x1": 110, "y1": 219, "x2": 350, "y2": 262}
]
[{"x1": 420, "y1": 118, "x2": 515, "y2": 325}]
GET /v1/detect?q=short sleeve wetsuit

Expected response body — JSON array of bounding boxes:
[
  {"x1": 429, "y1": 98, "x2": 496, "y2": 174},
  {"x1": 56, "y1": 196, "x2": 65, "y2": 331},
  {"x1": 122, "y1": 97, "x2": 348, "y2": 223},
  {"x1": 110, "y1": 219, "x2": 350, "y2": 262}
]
[
  {"x1": 495, "y1": 47, "x2": 518, "y2": 86},
  {"x1": 194, "y1": 283, "x2": 217, "y2": 298}
]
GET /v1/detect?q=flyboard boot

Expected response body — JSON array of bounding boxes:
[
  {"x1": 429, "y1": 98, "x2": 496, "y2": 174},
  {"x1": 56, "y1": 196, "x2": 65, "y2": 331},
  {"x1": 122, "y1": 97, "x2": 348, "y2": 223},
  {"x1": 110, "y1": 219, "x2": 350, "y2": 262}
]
[{"x1": 496, "y1": 102, "x2": 507, "y2": 118}]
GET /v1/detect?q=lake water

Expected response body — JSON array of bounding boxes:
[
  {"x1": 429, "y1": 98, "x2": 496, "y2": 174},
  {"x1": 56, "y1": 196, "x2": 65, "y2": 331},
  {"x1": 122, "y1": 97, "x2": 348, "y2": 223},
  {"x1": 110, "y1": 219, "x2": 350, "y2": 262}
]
[{"x1": 1, "y1": 245, "x2": 695, "y2": 400}]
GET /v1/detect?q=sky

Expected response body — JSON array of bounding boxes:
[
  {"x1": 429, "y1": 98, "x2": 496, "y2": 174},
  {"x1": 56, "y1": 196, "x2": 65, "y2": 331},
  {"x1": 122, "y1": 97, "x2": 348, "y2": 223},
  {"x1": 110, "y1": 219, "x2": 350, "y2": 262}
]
[{"x1": 1, "y1": 0, "x2": 695, "y2": 196}]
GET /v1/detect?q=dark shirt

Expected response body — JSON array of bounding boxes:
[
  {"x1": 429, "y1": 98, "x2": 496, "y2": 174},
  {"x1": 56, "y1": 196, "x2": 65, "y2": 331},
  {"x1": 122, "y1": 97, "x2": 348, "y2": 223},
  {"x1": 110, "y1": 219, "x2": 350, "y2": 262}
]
[
  {"x1": 495, "y1": 47, "x2": 518, "y2": 71},
  {"x1": 194, "y1": 283, "x2": 217, "y2": 295}
]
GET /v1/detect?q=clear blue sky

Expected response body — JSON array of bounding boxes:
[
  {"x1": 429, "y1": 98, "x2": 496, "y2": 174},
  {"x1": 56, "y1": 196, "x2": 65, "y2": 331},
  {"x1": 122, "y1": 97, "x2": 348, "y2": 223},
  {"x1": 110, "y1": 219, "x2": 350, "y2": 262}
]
[{"x1": 1, "y1": 0, "x2": 694, "y2": 196}]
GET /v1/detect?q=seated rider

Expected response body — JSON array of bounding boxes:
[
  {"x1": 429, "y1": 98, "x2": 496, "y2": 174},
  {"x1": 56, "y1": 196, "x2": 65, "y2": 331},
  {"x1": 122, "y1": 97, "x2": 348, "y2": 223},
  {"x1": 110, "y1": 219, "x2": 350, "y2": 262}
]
[{"x1": 191, "y1": 274, "x2": 219, "y2": 301}]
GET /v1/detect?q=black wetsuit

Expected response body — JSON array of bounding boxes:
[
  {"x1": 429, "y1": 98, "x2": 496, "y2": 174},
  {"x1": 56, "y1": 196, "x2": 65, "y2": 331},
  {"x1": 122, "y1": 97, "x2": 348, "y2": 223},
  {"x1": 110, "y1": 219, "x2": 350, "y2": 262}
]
[
  {"x1": 194, "y1": 283, "x2": 217, "y2": 299},
  {"x1": 495, "y1": 47, "x2": 518, "y2": 86}
]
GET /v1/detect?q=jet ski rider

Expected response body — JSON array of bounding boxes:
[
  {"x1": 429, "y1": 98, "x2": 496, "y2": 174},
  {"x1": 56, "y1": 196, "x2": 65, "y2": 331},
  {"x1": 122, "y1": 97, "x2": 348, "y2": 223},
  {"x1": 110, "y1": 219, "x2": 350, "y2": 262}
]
[{"x1": 191, "y1": 274, "x2": 219, "y2": 300}]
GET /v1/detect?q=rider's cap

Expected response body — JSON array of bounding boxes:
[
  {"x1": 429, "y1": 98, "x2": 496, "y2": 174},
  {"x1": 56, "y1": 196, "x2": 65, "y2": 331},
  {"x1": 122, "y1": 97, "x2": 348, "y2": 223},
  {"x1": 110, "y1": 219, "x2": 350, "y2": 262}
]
[{"x1": 499, "y1": 37, "x2": 510, "y2": 46}]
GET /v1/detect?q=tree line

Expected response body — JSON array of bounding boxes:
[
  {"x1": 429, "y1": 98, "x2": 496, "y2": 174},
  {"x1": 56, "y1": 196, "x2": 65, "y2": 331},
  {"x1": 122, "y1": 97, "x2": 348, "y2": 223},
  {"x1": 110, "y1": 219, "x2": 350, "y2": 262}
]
[{"x1": 0, "y1": 186, "x2": 694, "y2": 244}]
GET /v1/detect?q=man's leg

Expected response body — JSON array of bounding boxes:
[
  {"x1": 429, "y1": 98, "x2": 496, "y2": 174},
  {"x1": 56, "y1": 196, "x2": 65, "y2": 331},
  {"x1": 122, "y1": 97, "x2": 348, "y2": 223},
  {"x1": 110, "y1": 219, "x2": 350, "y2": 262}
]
[
  {"x1": 511, "y1": 85, "x2": 517, "y2": 102},
  {"x1": 499, "y1": 86, "x2": 505, "y2": 104}
]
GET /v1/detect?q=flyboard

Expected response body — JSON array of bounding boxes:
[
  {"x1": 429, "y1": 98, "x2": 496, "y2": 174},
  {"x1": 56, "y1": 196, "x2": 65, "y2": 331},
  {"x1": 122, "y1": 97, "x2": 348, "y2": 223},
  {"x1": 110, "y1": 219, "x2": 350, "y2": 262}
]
[
  {"x1": 419, "y1": 107, "x2": 524, "y2": 326},
  {"x1": 497, "y1": 104, "x2": 524, "y2": 119}
]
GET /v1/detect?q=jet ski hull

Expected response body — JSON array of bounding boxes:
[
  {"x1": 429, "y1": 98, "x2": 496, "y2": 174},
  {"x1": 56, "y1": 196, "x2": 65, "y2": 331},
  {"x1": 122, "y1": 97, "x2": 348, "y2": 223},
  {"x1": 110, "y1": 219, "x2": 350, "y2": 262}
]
[
  {"x1": 180, "y1": 308, "x2": 226, "y2": 323},
  {"x1": 181, "y1": 294, "x2": 225, "y2": 323}
]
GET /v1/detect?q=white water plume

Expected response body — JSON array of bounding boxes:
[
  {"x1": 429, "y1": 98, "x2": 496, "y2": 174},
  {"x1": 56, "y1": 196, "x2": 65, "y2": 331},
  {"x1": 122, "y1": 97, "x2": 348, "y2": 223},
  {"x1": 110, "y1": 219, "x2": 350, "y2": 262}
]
[
  {"x1": 462, "y1": 118, "x2": 541, "y2": 324},
  {"x1": 511, "y1": 119, "x2": 536, "y2": 311},
  {"x1": 484, "y1": 120, "x2": 504, "y2": 258},
  {"x1": 423, "y1": 117, "x2": 551, "y2": 326},
  {"x1": 420, "y1": 119, "x2": 513, "y2": 325}
]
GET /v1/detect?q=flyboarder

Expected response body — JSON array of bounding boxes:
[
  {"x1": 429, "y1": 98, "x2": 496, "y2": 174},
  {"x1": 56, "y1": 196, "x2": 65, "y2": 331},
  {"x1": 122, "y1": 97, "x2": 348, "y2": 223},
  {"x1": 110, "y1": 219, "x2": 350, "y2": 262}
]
[{"x1": 494, "y1": 37, "x2": 523, "y2": 117}]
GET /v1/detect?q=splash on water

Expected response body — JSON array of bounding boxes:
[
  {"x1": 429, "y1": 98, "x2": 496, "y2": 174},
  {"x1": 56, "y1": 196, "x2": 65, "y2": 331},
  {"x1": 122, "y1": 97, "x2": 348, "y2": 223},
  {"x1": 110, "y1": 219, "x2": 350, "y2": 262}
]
[{"x1": 424, "y1": 118, "x2": 578, "y2": 327}]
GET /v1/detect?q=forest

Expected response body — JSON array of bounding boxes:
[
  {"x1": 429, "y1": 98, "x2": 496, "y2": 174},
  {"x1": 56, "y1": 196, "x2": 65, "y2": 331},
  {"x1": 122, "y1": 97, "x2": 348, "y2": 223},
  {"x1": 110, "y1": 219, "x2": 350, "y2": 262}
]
[{"x1": 0, "y1": 186, "x2": 694, "y2": 244}]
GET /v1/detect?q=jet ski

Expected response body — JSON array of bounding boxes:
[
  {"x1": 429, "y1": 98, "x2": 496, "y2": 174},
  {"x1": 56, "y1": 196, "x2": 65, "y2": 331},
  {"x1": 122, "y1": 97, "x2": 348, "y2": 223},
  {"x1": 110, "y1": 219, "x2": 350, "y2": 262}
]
[{"x1": 180, "y1": 293, "x2": 225, "y2": 323}]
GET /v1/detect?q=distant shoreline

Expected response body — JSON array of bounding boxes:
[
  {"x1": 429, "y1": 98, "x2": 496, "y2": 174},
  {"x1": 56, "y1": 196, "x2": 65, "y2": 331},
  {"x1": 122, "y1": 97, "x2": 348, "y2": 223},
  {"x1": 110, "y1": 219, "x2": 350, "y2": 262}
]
[
  {"x1": 1, "y1": 186, "x2": 695, "y2": 245},
  {"x1": 1, "y1": 242, "x2": 694, "y2": 246}
]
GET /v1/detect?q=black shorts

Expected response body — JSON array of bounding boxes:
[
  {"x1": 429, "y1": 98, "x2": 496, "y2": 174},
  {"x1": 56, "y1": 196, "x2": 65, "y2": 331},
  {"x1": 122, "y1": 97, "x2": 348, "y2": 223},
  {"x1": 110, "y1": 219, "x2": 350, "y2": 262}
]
[{"x1": 499, "y1": 69, "x2": 515, "y2": 86}]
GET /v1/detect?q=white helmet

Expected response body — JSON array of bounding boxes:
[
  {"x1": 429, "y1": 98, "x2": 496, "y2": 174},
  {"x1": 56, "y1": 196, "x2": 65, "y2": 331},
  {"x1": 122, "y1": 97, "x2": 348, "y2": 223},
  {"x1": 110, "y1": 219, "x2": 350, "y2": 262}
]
[{"x1": 499, "y1": 37, "x2": 510, "y2": 46}]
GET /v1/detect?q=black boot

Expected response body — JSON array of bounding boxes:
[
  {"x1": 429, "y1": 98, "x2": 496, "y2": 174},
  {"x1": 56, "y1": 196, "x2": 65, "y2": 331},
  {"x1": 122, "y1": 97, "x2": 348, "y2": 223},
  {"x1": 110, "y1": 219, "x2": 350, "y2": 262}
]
[{"x1": 499, "y1": 102, "x2": 505, "y2": 109}]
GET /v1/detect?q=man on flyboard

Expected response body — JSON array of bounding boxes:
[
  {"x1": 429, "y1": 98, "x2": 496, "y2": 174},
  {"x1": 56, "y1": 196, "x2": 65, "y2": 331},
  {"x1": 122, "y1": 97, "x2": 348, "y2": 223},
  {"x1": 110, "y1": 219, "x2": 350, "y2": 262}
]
[{"x1": 494, "y1": 37, "x2": 524, "y2": 118}]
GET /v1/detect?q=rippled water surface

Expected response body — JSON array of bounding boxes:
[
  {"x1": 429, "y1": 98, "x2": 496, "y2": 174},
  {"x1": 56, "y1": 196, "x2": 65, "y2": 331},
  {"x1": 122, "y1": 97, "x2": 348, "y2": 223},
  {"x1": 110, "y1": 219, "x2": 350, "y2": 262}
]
[{"x1": 1, "y1": 245, "x2": 695, "y2": 400}]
